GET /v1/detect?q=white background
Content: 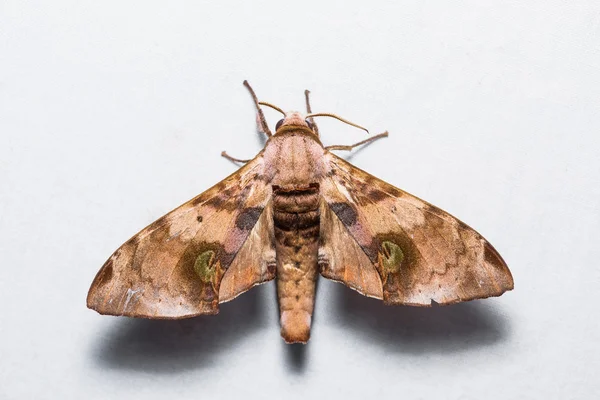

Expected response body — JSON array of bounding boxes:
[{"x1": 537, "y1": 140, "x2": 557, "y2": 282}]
[{"x1": 1, "y1": 1, "x2": 599, "y2": 399}]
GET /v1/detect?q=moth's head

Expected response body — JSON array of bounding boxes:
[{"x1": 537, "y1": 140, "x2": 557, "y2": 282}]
[
  {"x1": 275, "y1": 111, "x2": 315, "y2": 133},
  {"x1": 257, "y1": 99, "x2": 367, "y2": 138}
]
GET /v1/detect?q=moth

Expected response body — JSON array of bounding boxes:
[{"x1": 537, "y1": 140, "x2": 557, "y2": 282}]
[{"x1": 88, "y1": 81, "x2": 514, "y2": 344}]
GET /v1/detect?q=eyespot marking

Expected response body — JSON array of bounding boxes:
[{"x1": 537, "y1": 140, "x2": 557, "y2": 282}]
[
  {"x1": 381, "y1": 241, "x2": 404, "y2": 273},
  {"x1": 194, "y1": 250, "x2": 216, "y2": 282}
]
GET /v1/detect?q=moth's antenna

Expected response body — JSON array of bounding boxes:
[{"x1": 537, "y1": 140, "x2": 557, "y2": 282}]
[
  {"x1": 304, "y1": 89, "x2": 320, "y2": 137},
  {"x1": 259, "y1": 101, "x2": 286, "y2": 116},
  {"x1": 305, "y1": 113, "x2": 369, "y2": 134}
]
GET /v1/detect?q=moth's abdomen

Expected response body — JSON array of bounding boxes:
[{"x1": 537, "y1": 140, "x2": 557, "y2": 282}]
[{"x1": 273, "y1": 183, "x2": 320, "y2": 344}]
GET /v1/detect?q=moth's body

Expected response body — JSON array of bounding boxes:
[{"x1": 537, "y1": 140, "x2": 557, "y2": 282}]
[
  {"x1": 87, "y1": 85, "x2": 513, "y2": 344},
  {"x1": 264, "y1": 121, "x2": 325, "y2": 342}
]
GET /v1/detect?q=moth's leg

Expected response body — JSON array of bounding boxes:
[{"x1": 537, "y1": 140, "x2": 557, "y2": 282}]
[
  {"x1": 304, "y1": 89, "x2": 320, "y2": 137},
  {"x1": 243, "y1": 80, "x2": 272, "y2": 137},
  {"x1": 325, "y1": 131, "x2": 389, "y2": 151},
  {"x1": 221, "y1": 151, "x2": 251, "y2": 163}
]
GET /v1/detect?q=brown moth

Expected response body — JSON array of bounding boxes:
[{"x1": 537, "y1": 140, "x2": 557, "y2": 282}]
[{"x1": 87, "y1": 81, "x2": 514, "y2": 344}]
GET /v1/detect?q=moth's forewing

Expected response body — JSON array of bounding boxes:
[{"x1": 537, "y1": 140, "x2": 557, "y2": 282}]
[
  {"x1": 87, "y1": 154, "x2": 274, "y2": 318},
  {"x1": 319, "y1": 153, "x2": 513, "y2": 306}
]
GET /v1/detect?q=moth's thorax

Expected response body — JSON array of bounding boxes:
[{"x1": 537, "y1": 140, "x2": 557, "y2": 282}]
[{"x1": 263, "y1": 129, "x2": 327, "y2": 187}]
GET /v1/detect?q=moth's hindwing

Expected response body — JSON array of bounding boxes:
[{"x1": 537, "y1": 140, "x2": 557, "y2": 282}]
[
  {"x1": 87, "y1": 153, "x2": 275, "y2": 318},
  {"x1": 319, "y1": 153, "x2": 514, "y2": 306},
  {"x1": 219, "y1": 202, "x2": 276, "y2": 302},
  {"x1": 319, "y1": 200, "x2": 383, "y2": 299}
]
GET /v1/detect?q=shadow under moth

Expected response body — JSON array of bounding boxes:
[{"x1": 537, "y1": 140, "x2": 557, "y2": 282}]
[{"x1": 88, "y1": 81, "x2": 514, "y2": 344}]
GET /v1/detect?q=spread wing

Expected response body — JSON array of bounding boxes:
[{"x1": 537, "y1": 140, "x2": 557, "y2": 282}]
[
  {"x1": 319, "y1": 153, "x2": 514, "y2": 306},
  {"x1": 87, "y1": 153, "x2": 275, "y2": 318}
]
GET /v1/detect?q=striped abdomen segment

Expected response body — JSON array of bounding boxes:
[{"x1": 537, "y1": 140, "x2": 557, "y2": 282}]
[{"x1": 272, "y1": 183, "x2": 320, "y2": 343}]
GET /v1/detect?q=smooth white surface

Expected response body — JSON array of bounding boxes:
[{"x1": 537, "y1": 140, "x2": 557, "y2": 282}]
[{"x1": 1, "y1": 1, "x2": 599, "y2": 399}]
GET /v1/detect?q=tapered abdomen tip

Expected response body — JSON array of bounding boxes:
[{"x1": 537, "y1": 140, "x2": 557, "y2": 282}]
[{"x1": 280, "y1": 311, "x2": 311, "y2": 344}]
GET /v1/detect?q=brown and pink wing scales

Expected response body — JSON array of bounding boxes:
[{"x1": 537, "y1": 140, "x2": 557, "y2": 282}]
[
  {"x1": 320, "y1": 153, "x2": 513, "y2": 306},
  {"x1": 318, "y1": 200, "x2": 383, "y2": 299},
  {"x1": 219, "y1": 202, "x2": 276, "y2": 302},
  {"x1": 87, "y1": 153, "x2": 273, "y2": 318}
]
